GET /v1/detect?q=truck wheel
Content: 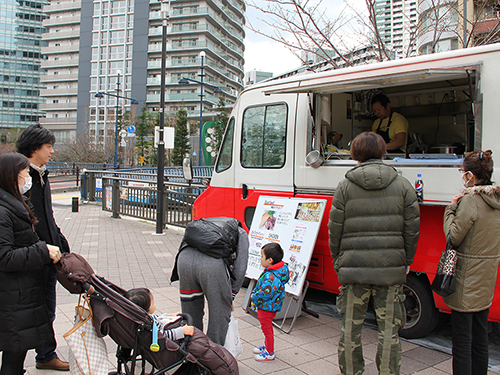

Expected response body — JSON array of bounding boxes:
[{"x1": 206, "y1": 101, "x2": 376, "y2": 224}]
[{"x1": 400, "y1": 273, "x2": 440, "y2": 339}]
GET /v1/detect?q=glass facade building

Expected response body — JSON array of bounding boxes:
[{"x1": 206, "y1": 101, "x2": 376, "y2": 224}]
[{"x1": 0, "y1": 0, "x2": 48, "y2": 129}]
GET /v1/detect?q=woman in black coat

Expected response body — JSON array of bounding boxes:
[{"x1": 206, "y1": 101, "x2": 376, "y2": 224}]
[{"x1": 0, "y1": 152, "x2": 62, "y2": 375}]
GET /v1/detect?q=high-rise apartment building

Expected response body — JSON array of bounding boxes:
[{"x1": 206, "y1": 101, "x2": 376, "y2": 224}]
[
  {"x1": 39, "y1": 0, "x2": 80, "y2": 142},
  {"x1": 418, "y1": 0, "x2": 500, "y2": 54},
  {"x1": 40, "y1": 0, "x2": 245, "y2": 148},
  {"x1": 0, "y1": 0, "x2": 48, "y2": 130},
  {"x1": 244, "y1": 70, "x2": 272, "y2": 87},
  {"x1": 375, "y1": 0, "x2": 418, "y2": 59},
  {"x1": 417, "y1": 0, "x2": 459, "y2": 54}
]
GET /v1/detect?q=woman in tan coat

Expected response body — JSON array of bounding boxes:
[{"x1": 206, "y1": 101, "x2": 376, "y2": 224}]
[{"x1": 443, "y1": 150, "x2": 500, "y2": 375}]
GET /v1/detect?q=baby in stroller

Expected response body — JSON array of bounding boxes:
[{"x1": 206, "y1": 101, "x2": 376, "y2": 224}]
[
  {"x1": 125, "y1": 288, "x2": 195, "y2": 341},
  {"x1": 56, "y1": 251, "x2": 238, "y2": 375},
  {"x1": 116, "y1": 285, "x2": 238, "y2": 375}
]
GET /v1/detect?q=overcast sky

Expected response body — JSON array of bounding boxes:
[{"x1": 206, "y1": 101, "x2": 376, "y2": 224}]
[
  {"x1": 242, "y1": 0, "x2": 367, "y2": 76},
  {"x1": 243, "y1": 2, "x2": 303, "y2": 76},
  {"x1": 243, "y1": 34, "x2": 301, "y2": 76}
]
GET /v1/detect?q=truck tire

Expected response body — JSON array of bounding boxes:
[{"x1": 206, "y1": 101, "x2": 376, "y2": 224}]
[{"x1": 400, "y1": 273, "x2": 440, "y2": 339}]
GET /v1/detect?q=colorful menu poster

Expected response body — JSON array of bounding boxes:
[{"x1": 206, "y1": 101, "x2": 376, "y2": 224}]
[{"x1": 246, "y1": 196, "x2": 327, "y2": 296}]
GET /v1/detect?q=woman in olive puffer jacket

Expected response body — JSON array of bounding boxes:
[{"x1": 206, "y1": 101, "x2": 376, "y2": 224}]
[
  {"x1": 443, "y1": 150, "x2": 500, "y2": 375},
  {"x1": 0, "y1": 152, "x2": 62, "y2": 375}
]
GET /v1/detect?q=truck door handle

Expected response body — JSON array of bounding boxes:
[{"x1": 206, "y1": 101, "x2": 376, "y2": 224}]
[{"x1": 242, "y1": 184, "x2": 248, "y2": 199}]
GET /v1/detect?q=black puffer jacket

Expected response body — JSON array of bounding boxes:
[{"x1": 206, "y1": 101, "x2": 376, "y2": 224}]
[{"x1": 0, "y1": 188, "x2": 55, "y2": 352}]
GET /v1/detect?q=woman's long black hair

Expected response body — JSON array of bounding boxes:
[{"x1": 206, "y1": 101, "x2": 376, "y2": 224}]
[{"x1": 0, "y1": 151, "x2": 38, "y2": 224}]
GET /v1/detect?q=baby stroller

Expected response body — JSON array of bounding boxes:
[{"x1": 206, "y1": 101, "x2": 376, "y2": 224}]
[{"x1": 57, "y1": 253, "x2": 238, "y2": 375}]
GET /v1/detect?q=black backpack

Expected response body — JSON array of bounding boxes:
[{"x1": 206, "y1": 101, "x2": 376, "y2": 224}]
[{"x1": 171, "y1": 217, "x2": 241, "y2": 282}]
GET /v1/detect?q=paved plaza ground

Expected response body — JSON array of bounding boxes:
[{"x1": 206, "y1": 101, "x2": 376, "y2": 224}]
[{"x1": 10, "y1": 191, "x2": 500, "y2": 375}]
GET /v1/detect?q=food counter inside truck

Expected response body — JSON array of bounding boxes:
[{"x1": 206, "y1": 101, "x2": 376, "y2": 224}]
[
  {"x1": 310, "y1": 69, "x2": 476, "y2": 164},
  {"x1": 296, "y1": 67, "x2": 481, "y2": 205}
]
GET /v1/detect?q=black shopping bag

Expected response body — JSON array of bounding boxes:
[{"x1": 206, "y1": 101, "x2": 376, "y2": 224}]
[{"x1": 431, "y1": 235, "x2": 457, "y2": 297}]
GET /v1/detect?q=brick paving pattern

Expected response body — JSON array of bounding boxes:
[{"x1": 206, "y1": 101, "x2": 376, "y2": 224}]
[{"x1": 5, "y1": 192, "x2": 498, "y2": 375}]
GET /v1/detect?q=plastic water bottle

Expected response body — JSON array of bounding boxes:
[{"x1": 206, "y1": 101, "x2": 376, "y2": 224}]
[{"x1": 415, "y1": 174, "x2": 424, "y2": 203}]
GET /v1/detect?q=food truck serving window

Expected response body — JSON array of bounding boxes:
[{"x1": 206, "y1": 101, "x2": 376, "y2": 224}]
[{"x1": 241, "y1": 103, "x2": 287, "y2": 168}]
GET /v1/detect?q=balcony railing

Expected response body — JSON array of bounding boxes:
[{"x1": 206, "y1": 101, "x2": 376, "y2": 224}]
[
  {"x1": 41, "y1": 59, "x2": 79, "y2": 68},
  {"x1": 44, "y1": 0, "x2": 81, "y2": 13},
  {"x1": 43, "y1": 16, "x2": 81, "y2": 26},
  {"x1": 146, "y1": 92, "x2": 221, "y2": 103},
  {"x1": 41, "y1": 29, "x2": 80, "y2": 40}
]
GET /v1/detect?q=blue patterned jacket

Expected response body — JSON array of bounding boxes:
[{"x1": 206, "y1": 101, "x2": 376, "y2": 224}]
[{"x1": 251, "y1": 261, "x2": 290, "y2": 312}]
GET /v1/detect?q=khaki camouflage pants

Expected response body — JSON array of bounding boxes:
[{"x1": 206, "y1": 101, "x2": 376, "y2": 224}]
[{"x1": 336, "y1": 284, "x2": 406, "y2": 375}]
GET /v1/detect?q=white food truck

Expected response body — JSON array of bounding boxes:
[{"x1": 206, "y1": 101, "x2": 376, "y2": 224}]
[{"x1": 193, "y1": 43, "x2": 500, "y2": 338}]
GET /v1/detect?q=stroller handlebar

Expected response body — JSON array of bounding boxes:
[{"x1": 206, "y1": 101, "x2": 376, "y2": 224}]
[
  {"x1": 179, "y1": 312, "x2": 193, "y2": 326},
  {"x1": 179, "y1": 313, "x2": 193, "y2": 346}
]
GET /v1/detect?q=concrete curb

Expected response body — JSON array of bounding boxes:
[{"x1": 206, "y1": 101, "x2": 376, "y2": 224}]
[{"x1": 51, "y1": 186, "x2": 81, "y2": 194}]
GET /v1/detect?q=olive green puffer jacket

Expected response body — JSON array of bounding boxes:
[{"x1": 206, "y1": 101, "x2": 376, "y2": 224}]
[
  {"x1": 328, "y1": 159, "x2": 420, "y2": 286},
  {"x1": 443, "y1": 184, "x2": 500, "y2": 312}
]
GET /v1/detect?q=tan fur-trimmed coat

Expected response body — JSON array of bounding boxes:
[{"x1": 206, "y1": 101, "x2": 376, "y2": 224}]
[{"x1": 443, "y1": 185, "x2": 500, "y2": 312}]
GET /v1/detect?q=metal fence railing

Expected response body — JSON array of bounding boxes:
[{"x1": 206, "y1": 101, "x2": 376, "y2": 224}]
[{"x1": 81, "y1": 167, "x2": 212, "y2": 228}]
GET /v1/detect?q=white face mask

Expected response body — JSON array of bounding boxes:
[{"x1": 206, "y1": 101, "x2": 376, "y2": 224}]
[{"x1": 18, "y1": 175, "x2": 32, "y2": 195}]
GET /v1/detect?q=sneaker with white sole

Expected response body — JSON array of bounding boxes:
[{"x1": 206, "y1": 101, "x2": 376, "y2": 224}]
[
  {"x1": 253, "y1": 345, "x2": 266, "y2": 354},
  {"x1": 255, "y1": 350, "x2": 275, "y2": 361}
]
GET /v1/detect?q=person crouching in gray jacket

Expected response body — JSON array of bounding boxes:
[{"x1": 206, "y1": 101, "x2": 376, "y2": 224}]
[
  {"x1": 175, "y1": 226, "x2": 249, "y2": 346},
  {"x1": 328, "y1": 132, "x2": 420, "y2": 375}
]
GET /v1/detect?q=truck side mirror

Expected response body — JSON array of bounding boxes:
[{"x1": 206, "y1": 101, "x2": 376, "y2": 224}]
[{"x1": 183, "y1": 157, "x2": 193, "y2": 181}]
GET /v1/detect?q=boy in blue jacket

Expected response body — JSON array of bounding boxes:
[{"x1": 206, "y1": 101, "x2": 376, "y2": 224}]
[{"x1": 251, "y1": 242, "x2": 290, "y2": 361}]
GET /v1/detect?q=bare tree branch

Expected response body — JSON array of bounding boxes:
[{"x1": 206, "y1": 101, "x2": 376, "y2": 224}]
[
  {"x1": 247, "y1": 0, "x2": 500, "y2": 71},
  {"x1": 246, "y1": 0, "x2": 359, "y2": 68}
]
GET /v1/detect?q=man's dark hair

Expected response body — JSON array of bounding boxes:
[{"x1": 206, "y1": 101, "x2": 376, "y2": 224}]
[
  {"x1": 125, "y1": 288, "x2": 152, "y2": 311},
  {"x1": 262, "y1": 242, "x2": 284, "y2": 264},
  {"x1": 16, "y1": 124, "x2": 56, "y2": 158},
  {"x1": 371, "y1": 93, "x2": 390, "y2": 108},
  {"x1": 350, "y1": 132, "x2": 386, "y2": 162}
]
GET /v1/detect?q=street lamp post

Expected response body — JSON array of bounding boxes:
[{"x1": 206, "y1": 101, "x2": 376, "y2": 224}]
[
  {"x1": 178, "y1": 71, "x2": 223, "y2": 166},
  {"x1": 155, "y1": 0, "x2": 169, "y2": 234},
  {"x1": 199, "y1": 51, "x2": 205, "y2": 166},
  {"x1": 114, "y1": 71, "x2": 120, "y2": 168},
  {"x1": 95, "y1": 71, "x2": 138, "y2": 168}
]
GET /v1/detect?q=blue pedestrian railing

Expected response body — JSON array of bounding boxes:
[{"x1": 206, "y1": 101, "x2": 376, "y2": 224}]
[{"x1": 80, "y1": 166, "x2": 212, "y2": 228}]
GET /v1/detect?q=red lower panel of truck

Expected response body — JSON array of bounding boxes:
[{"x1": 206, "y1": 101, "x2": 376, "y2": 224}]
[{"x1": 194, "y1": 186, "x2": 500, "y2": 322}]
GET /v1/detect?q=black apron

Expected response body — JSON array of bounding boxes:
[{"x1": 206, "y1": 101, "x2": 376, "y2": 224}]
[{"x1": 375, "y1": 111, "x2": 405, "y2": 154}]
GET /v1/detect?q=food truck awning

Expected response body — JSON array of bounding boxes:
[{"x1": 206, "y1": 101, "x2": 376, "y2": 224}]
[{"x1": 262, "y1": 67, "x2": 475, "y2": 95}]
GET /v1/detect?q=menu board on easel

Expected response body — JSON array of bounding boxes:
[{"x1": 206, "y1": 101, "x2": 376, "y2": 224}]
[{"x1": 246, "y1": 196, "x2": 327, "y2": 297}]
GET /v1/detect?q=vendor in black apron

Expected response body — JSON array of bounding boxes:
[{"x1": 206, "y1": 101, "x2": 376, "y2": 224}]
[{"x1": 370, "y1": 93, "x2": 408, "y2": 154}]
